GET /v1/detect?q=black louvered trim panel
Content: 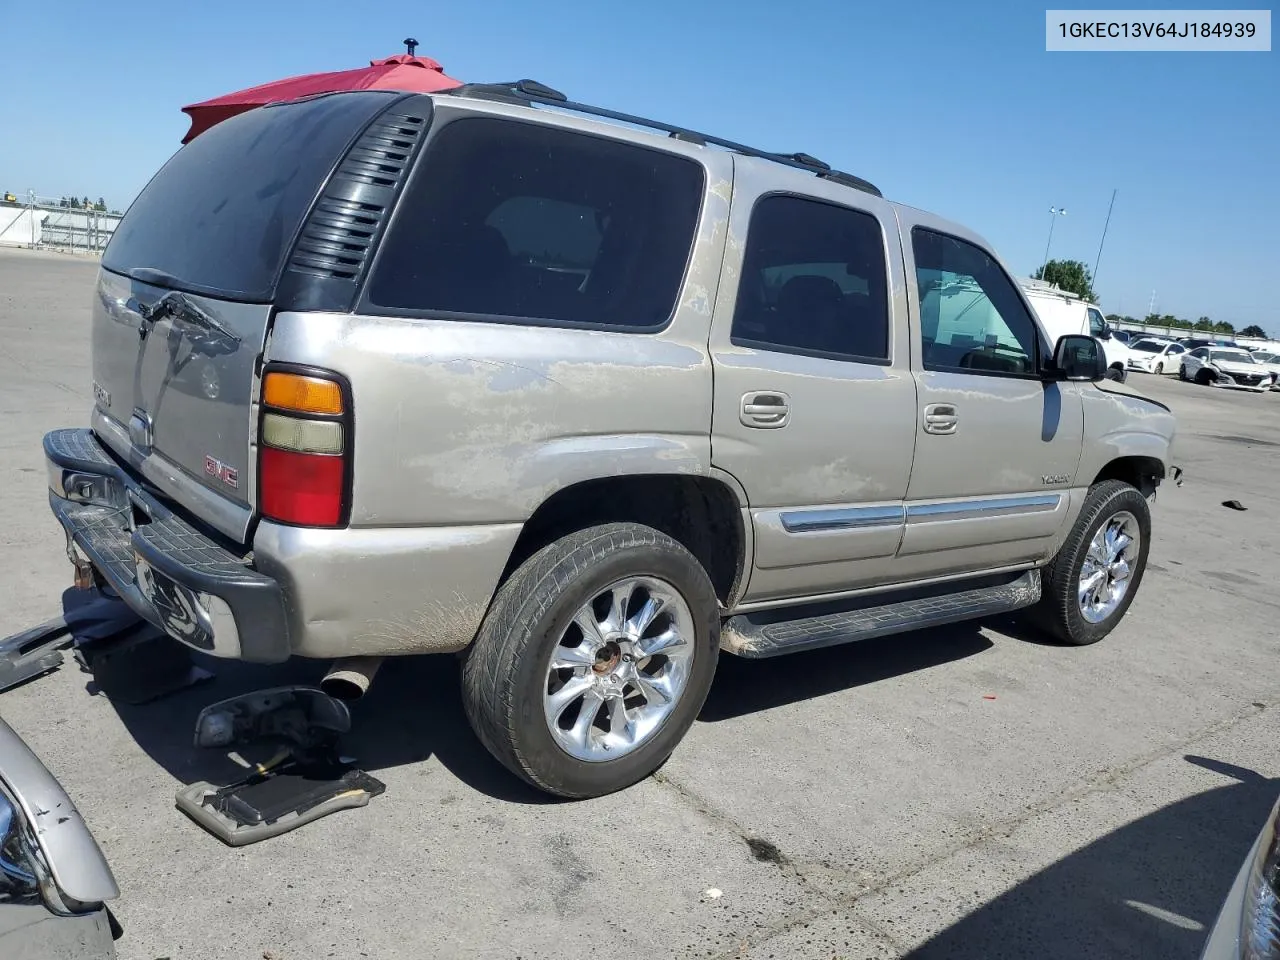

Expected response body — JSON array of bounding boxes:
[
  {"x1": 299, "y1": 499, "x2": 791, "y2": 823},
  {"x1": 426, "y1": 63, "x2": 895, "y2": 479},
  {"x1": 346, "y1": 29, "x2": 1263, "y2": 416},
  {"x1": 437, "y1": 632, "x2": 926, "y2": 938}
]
[{"x1": 277, "y1": 96, "x2": 435, "y2": 312}]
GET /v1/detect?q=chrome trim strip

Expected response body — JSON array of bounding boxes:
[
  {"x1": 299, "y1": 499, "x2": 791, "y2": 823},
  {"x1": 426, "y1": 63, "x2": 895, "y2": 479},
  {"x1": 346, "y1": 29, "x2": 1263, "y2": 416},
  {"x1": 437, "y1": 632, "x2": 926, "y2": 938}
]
[
  {"x1": 780, "y1": 504, "x2": 906, "y2": 534},
  {"x1": 906, "y1": 494, "x2": 1062, "y2": 524}
]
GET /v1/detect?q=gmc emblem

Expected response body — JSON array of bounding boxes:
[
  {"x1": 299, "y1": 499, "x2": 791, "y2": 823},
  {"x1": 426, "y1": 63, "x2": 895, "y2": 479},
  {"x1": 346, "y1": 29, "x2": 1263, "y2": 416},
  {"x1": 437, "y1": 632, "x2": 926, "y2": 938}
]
[{"x1": 204, "y1": 456, "x2": 239, "y2": 489}]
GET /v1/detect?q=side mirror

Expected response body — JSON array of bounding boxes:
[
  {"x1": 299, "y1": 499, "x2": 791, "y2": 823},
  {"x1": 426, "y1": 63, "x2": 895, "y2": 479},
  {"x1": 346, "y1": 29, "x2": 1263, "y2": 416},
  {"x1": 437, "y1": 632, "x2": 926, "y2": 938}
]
[{"x1": 1048, "y1": 334, "x2": 1106, "y2": 382}]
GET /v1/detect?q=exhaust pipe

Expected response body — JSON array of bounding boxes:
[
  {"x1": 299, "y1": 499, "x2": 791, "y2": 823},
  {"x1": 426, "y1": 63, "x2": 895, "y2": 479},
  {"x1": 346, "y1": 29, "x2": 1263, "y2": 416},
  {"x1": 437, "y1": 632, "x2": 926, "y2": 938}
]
[{"x1": 321, "y1": 656, "x2": 383, "y2": 702}]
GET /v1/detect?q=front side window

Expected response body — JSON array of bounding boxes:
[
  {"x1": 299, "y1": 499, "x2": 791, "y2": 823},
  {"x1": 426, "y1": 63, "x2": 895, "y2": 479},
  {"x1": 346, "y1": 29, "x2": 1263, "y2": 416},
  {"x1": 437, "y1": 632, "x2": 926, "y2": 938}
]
[
  {"x1": 730, "y1": 195, "x2": 890, "y2": 361},
  {"x1": 366, "y1": 118, "x2": 705, "y2": 329},
  {"x1": 912, "y1": 229, "x2": 1039, "y2": 375}
]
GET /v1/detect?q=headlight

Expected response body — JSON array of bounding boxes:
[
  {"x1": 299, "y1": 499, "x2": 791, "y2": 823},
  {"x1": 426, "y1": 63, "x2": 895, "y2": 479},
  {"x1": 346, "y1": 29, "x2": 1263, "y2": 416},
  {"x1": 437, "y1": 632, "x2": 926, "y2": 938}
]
[
  {"x1": 1242, "y1": 798, "x2": 1280, "y2": 957},
  {"x1": 0, "y1": 785, "x2": 43, "y2": 905}
]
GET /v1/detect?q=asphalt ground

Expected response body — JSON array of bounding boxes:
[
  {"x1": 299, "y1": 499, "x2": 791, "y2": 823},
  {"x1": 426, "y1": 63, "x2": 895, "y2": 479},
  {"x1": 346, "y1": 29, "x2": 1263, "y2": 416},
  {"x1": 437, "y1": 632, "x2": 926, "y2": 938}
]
[{"x1": 2, "y1": 246, "x2": 1278, "y2": 959}]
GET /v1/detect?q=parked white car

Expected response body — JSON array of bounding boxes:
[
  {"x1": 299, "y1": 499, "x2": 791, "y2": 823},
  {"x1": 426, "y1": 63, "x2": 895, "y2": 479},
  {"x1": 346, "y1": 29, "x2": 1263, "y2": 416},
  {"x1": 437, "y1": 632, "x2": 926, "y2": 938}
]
[
  {"x1": 1179, "y1": 346, "x2": 1277, "y2": 391},
  {"x1": 1250, "y1": 350, "x2": 1280, "y2": 390},
  {"x1": 1126, "y1": 338, "x2": 1187, "y2": 375}
]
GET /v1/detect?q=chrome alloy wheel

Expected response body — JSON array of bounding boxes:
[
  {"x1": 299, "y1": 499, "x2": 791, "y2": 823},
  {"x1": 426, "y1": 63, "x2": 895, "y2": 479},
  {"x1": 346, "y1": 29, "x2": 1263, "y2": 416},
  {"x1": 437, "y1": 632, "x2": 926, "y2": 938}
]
[
  {"x1": 1078, "y1": 510, "x2": 1141, "y2": 623},
  {"x1": 543, "y1": 576, "x2": 695, "y2": 762}
]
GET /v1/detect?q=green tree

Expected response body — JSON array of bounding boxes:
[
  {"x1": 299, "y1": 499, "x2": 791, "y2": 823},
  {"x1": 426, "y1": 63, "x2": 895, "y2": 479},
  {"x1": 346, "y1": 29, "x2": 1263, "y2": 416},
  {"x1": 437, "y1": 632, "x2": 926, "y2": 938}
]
[
  {"x1": 1240, "y1": 324, "x2": 1268, "y2": 338},
  {"x1": 1194, "y1": 318, "x2": 1214, "y2": 331},
  {"x1": 1105, "y1": 313, "x2": 1121, "y2": 324},
  {"x1": 81, "y1": 196, "x2": 91, "y2": 209},
  {"x1": 94, "y1": 197, "x2": 107, "y2": 212},
  {"x1": 1033, "y1": 259, "x2": 1097, "y2": 302},
  {"x1": 1213, "y1": 320, "x2": 1235, "y2": 335}
]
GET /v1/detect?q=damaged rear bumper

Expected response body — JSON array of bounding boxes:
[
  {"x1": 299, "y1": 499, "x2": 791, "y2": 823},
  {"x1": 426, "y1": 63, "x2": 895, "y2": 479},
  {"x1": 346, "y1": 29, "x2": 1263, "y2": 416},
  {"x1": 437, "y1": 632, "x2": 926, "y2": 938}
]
[{"x1": 44, "y1": 429, "x2": 290, "y2": 663}]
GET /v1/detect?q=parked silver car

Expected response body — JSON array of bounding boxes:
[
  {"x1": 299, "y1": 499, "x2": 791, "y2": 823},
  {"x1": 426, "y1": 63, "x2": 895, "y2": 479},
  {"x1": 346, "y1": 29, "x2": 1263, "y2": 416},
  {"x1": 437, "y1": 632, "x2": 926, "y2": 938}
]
[
  {"x1": 43, "y1": 81, "x2": 1179, "y2": 798},
  {"x1": 0, "y1": 718, "x2": 119, "y2": 957},
  {"x1": 1201, "y1": 793, "x2": 1280, "y2": 958}
]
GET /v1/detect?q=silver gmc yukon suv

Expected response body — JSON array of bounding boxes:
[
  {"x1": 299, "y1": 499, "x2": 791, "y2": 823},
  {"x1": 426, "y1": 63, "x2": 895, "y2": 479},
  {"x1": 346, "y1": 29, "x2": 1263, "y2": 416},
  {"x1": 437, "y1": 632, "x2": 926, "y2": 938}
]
[{"x1": 43, "y1": 81, "x2": 1178, "y2": 799}]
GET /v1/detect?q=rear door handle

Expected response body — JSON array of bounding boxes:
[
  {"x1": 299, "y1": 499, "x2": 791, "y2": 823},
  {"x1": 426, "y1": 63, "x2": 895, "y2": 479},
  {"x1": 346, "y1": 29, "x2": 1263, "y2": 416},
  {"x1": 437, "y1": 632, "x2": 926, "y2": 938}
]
[
  {"x1": 740, "y1": 391, "x2": 791, "y2": 429},
  {"x1": 923, "y1": 403, "x2": 958, "y2": 435}
]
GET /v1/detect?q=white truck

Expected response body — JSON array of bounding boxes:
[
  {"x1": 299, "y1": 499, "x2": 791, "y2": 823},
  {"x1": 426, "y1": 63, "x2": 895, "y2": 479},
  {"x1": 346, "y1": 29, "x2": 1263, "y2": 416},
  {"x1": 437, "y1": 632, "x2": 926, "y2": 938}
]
[{"x1": 1019, "y1": 278, "x2": 1131, "y2": 381}]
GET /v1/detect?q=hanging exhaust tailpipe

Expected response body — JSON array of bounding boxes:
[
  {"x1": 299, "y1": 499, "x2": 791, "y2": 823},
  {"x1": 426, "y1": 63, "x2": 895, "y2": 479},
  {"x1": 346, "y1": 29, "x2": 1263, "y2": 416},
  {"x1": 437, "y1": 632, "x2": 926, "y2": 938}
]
[{"x1": 321, "y1": 656, "x2": 383, "y2": 702}]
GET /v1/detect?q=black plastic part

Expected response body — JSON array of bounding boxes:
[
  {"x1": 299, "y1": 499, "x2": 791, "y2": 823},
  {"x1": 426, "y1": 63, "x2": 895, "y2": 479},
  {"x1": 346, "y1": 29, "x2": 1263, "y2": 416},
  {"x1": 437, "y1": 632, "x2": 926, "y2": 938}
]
[
  {"x1": 276, "y1": 95, "x2": 435, "y2": 314},
  {"x1": 448, "y1": 79, "x2": 569, "y2": 104},
  {"x1": 443, "y1": 81, "x2": 882, "y2": 197},
  {"x1": 45, "y1": 429, "x2": 293, "y2": 664},
  {"x1": 176, "y1": 765, "x2": 385, "y2": 846},
  {"x1": 725, "y1": 570, "x2": 1042, "y2": 658},
  {"x1": 0, "y1": 593, "x2": 144, "y2": 693}
]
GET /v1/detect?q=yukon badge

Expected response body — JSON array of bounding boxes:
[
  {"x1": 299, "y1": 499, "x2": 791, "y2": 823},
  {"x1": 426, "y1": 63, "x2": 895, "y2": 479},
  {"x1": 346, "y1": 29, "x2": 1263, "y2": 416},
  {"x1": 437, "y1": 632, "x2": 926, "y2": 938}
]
[
  {"x1": 1042, "y1": 474, "x2": 1071, "y2": 485},
  {"x1": 205, "y1": 456, "x2": 240, "y2": 489}
]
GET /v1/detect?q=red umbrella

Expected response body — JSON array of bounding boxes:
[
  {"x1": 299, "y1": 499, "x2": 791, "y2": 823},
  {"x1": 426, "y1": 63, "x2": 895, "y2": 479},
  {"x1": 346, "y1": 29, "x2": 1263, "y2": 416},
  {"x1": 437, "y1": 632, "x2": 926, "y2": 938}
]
[{"x1": 180, "y1": 38, "x2": 462, "y2": 143}]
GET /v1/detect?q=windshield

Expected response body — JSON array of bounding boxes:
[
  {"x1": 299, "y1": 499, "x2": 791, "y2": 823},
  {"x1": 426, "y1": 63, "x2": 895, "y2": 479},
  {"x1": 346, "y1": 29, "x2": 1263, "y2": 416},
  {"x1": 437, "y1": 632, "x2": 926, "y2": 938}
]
[
  {"x1": 1131, "y1": 340, "x2": 1163, "y2": 353},
  {"x1": 1254, "y1": 352, "x2": 1278, "y2": 363},
  {"x1": 1210, "y1": 350, "x2": 1253, "y2": 363}
]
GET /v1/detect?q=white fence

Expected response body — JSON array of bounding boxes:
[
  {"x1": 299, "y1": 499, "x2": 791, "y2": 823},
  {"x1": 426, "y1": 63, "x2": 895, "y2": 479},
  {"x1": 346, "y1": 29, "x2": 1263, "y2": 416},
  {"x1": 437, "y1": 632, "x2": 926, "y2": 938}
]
[{"x1": 0, "y1": 195, "x2": 121, "y2": 253}]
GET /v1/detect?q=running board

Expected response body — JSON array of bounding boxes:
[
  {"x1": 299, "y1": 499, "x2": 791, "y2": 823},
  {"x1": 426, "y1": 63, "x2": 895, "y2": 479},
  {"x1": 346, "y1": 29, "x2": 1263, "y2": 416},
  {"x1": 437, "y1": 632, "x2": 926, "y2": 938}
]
[{"x1": 722, "y1": 570, "x2": 1041, "y2": 658}]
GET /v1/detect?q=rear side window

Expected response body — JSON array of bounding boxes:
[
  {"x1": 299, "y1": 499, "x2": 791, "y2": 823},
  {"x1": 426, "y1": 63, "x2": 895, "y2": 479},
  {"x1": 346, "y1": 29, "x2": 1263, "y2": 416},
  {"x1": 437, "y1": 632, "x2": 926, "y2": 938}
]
[
  {"x1": 730, "y1": 195, "x2": 890, "y2": 362},
  {"x1": 104, "y1": 92, "x2": 397, "y2": 302},
  {"x1": 365, "y1": 117, "x2": 704, "y2": 330}
]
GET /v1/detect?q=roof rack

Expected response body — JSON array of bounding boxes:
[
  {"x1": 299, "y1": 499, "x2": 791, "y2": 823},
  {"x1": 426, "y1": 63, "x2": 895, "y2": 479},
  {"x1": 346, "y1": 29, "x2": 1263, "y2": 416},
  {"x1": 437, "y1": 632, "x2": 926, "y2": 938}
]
[{"x1": 443, "y1": 80, "x2": 883, "y2": 198}]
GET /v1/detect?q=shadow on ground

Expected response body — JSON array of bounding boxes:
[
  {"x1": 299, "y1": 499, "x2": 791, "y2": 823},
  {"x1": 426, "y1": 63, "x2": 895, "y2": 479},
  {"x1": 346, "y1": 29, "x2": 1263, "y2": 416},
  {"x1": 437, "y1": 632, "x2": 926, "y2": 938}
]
[
  {"x1": 700, "y1": 620, "x2": 997, "y2": 722},
  {"x1": 905, "y1": 754, "x2": 1273, "y2": 960},
  {"x1": 58, "y1": 588, "x2": 552, "y2": 805},
  {"x1": 59, "y1": 589, "x2": 1040, "y2": 802}
]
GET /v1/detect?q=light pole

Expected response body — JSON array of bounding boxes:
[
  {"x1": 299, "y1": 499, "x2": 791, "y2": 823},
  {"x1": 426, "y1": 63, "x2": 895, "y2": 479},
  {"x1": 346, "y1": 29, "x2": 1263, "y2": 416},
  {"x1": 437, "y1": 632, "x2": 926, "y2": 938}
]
[{"x1": 1041, "y1": 206, "x2": 1067, "y2": 277}]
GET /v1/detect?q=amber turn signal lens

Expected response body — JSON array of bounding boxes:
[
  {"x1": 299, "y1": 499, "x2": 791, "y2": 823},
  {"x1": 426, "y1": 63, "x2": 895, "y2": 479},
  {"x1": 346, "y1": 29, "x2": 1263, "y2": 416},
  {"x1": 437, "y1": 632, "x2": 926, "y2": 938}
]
[{"x1": 263, "y1": 372, "x2": 343, "y2": 415}]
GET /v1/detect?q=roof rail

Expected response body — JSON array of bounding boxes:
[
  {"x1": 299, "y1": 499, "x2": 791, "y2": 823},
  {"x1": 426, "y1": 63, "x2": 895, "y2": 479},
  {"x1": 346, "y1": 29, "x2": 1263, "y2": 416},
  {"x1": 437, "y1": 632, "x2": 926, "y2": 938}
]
[{"x1": 443, "y1": 80, "x2": 883, "y2": 198}]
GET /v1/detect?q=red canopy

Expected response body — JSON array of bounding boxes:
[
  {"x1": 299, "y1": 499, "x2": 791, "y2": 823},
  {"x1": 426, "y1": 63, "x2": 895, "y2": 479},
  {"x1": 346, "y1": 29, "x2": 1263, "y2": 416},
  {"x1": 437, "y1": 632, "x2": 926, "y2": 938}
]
[{"x1": 180, "y1": 44, "x2": 462, "y2": 143}]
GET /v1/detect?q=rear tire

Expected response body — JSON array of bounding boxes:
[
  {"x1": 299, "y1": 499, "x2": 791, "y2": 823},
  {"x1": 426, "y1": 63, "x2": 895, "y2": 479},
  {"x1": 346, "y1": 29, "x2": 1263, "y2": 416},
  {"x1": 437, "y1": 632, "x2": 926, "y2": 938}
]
[
  {"x1": 462, "y1": 522, "x2": 720, "y2": 799},
  {"x1": 1178, "y1": 365, "x2": 1188, "y2": 381},
  {"x1": 1030, "y1": 480, "x2": 1151, "y2": 646}
]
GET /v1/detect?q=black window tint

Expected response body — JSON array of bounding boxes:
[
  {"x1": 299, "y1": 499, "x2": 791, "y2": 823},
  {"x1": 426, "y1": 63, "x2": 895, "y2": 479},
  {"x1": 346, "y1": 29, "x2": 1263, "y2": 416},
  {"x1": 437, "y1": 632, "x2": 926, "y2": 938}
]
[
  {"x1": 912, "y1": 229, "x2": 1040, "y2": 376},
  {"x1": 366, "y1": 118, "x2": 703, "y2": 329},
  {"x1": 103, "y1": 92, "x2": 396, "y2": 302},
  {"x1": 731, "y1": 196, "x2": 889, "y2": 361}
]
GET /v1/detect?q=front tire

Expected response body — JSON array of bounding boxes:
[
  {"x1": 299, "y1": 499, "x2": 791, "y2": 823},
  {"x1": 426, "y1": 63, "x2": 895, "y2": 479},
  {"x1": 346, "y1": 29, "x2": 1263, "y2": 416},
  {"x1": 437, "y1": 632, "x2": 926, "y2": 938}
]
[
  {"x1": 1030, "y1": 480, "x2": 1151, "y2": 646},
  {"x1": 1195, "y1": 368, "x2": 1214, "y2": 386},
  {"x1": 462, "y1": 523, "x2": 720, "y2": 799},
  {"x1": 1154, "y1": 362, "x2": 1164, "y2": 375}
]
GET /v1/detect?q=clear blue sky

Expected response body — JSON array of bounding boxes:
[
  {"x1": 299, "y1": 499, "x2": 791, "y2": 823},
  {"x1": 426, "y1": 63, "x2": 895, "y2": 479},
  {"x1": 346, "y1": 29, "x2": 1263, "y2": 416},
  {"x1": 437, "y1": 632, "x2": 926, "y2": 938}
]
[{"x1": 3, "y1": 0, "x2": 1276, "y2": 333}]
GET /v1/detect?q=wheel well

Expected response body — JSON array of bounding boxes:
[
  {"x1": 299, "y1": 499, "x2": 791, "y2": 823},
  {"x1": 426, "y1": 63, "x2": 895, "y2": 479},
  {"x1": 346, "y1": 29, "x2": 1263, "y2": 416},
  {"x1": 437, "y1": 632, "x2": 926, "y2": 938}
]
[
  {"x1": 1093, "y1": 456, "x2": 1165, "y2": 497},
  {"x1": 500, "y1": 475, "x2": 746, "y2": 606}
]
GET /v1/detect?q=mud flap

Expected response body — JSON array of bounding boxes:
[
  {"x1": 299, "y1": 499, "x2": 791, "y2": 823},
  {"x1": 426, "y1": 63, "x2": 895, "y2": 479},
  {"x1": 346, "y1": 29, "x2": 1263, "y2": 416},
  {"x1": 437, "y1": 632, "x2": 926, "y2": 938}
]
[{"x1": 175, "y1": 687, "x2": 385, "y2": 846}]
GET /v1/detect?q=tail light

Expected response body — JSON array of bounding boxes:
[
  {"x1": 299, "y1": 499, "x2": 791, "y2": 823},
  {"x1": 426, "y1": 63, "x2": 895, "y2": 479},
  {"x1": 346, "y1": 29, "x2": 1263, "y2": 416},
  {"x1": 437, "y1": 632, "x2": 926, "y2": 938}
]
[{"x1": 258, "y1": 368, "x2": 350, "y2": 527}]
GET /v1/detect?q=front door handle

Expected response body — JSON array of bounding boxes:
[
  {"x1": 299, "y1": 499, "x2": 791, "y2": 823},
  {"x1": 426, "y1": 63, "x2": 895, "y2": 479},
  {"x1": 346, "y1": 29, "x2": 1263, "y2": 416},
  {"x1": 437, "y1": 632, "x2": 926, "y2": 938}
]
[
  {"x1": 923, "y1": 403, "x2": 958, "y2": 435},
  {"x1": 740, "y1": 391, "x2": 791, "y2": 429}
]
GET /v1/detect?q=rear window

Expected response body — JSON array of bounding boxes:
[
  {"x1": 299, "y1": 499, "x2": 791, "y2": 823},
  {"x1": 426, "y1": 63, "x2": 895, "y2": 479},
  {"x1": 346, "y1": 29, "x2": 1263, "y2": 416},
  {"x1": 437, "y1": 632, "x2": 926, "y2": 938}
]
[
  {"x1": 365, "y1": 117, "x2": 705, "y2": 330},
  {"x1": 103, "y1": 92, "x2": 398, "y2": 302}
]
